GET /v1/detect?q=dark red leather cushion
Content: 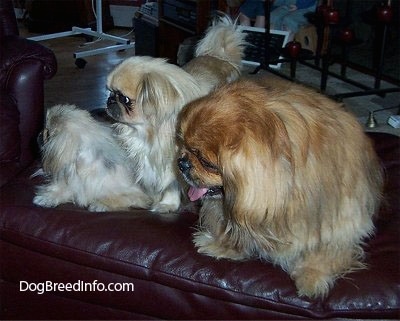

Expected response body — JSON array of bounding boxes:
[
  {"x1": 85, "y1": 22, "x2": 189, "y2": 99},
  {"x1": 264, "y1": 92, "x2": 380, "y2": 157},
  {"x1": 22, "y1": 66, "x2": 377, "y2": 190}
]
[
  {"x1": 0, "y1": 132, "x2": 399, "y2": 319},
  {"x1": 0, "y1": 0, "x2": 19, "y2": 38},
  {"x1": 0, "y1": 91, "x2": 20, "y2": 163}
]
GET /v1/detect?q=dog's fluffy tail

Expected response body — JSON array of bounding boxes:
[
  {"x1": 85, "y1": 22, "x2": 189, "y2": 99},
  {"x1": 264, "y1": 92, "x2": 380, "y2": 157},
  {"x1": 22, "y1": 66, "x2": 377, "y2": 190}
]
[{"x1": 195, "y1": 13, "x2": 246, "y2": 70}]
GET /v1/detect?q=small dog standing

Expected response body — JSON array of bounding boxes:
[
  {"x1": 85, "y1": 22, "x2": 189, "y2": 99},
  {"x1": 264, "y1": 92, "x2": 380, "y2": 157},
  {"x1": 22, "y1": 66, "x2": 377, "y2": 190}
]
[{"x1": 177, "y1": 79, "x2": 383, "y2": 298}]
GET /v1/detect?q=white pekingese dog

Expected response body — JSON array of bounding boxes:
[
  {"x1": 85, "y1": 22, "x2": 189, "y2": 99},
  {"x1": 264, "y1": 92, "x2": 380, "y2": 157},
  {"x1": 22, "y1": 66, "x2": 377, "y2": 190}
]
[
  {"x1": 105, "y1": 14, "x2": 246, "y2": 212},
  {"x1": 177, "y1": 79, "x2": 384, "y2": 298},
  {"x1": 33, "y1": 104, "x2": 151, "y2": 212}
]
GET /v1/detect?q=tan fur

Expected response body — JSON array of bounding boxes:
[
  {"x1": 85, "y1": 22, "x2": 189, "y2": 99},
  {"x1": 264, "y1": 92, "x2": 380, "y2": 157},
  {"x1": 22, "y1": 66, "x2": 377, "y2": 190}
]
[
  {"x1": 183, "y1": 14, "x2": 246, "y2": 92},
  {"x1": 183, "y1": 56, "x2": 241, "y2": 94},
  {"x1": 177, "y1": 79, "x2": 383, "y2": 298},
  {"x1": 106, "y1": 14, "x2": 246, "y2": 212},
  {"x1": 33, "y1": 104, "x2": 151, "y2": 212}
]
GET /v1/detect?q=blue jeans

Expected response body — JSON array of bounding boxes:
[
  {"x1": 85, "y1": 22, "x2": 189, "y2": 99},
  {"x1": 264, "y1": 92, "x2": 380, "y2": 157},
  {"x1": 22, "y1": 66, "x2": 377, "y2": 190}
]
[
  {"x1": 240, "y1": 0, "x2": 265, "y2": 19},
  {"x1": 270, "y1": 3, "x2": 316, "y2": 33}
]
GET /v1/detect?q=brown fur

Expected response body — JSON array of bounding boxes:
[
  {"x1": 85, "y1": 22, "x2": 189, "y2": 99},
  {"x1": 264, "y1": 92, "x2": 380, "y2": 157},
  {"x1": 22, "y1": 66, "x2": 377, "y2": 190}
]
[
  {"x1": 183, "y1": 56, "x2": 241, "y2": 93},
  {"x1": 177, "y1": 79, "x2": 383, "y2": 298}
]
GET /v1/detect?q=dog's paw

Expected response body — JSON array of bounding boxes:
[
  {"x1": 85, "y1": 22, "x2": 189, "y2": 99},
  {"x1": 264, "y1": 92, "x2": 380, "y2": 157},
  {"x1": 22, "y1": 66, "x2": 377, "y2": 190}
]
[
  {"x1": 193, "y1": 231, "x2": 248, "y2": 261},
  {"x1": 88, "y1": 203, "x2": 109, "y2": 212},
  {"x1": 33, "y1": 195, "x2": 60, "y2": 208},
  {"x1": 150, "y1": 190, "x2": 181, "y2": 213},
  {"x1": 87, "y1": 191, "x2": 152, "y2": 212},
  {"x1": 193, "y1": 230, "x2": 215, "y2": 248},
  {"x1": 150, "y1": 202, "x2": 180, "y2": 213},
  {"x1": 291, "y1": 267, "x2": 333, "y2": 299}
]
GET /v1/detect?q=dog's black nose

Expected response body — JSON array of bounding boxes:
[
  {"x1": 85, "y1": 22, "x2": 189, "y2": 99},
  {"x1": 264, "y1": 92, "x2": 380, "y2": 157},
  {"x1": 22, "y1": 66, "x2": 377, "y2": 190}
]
[
  {"x1": 107, "y1": 95, "x2": 116, "y2": 106},
  {"x1": 178, "y1": 157, "x2": 192, "y2": 173}
]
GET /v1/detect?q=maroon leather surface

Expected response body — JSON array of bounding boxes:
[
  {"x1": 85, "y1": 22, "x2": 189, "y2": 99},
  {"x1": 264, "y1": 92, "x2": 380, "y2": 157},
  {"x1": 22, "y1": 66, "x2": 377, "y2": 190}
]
[
  {"x1": 0, "y1": 0, "x2": 57, "y2": 187},
  {"x1": 0, "y1": 91, "x2": 20, "y2": 163},
  {"x1": 0, "y1": 0, "x2": 18, "y2": 38},
  {"x1": 0, "y1": 133, "x2": 399, "y2": 320}
]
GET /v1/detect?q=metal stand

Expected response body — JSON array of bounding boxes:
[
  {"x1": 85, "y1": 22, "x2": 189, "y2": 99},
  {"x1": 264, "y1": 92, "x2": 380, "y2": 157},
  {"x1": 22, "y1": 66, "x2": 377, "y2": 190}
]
[
  {"x1": 257, "y1": 0, "x2": 399, "y2": 100},
  {"x1": 250, "y1": 0, "x2": 272, "y2": 75},
  {"x1": 315, "y1": 0, "x2": 399, "y2": 100},
  {"x1": 28, "y1": 0, "x2": 134, "y2": 59}
]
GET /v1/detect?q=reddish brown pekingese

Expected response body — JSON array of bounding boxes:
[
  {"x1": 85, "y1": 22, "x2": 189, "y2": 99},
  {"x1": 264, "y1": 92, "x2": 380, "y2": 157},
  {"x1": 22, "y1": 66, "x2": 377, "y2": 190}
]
[{"x1": 177, "y1": 78, "x2": 383, "y2": 298}]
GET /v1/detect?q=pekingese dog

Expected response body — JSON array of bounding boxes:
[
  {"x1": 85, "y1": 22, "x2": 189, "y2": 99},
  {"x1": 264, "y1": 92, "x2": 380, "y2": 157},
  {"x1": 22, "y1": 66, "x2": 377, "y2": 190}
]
[
  {"x1": 106, "y1": 14, "x2": 246, "y2": 213},
  {"x1": 177, "y1": 79, "x2": 383, "y2": 298},
  {"x1": 33, "y1": 104, "x2": 151, "y2": 212}
]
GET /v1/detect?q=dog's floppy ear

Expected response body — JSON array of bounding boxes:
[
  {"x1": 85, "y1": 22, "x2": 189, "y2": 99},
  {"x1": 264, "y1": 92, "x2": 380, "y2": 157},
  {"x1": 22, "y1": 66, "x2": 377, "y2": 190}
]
[
  {"x1": 136, "y1": 72, "x2": 181, "y2": 118},
  {"x1": 219, "y1": 127, "x2": 294, "y2": 230}
]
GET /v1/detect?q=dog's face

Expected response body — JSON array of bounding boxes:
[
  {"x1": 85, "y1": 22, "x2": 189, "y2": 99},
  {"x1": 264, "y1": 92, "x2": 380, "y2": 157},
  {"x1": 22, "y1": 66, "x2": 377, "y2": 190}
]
[
  {"x1": 176, "y1": 87, "x2": 252, "y2": 202},
  {"x1": 177, "y1": 91, "x2": 250, "y2": 203},
  {"x1": 176, "y1": 88, "x2": 252, "y2": 203},
  {"x1": 177, "y1": 80, "x2": 294, "y2": 216},
  {"x1": 106, "y1": 64, "x2": 143, "y2": 124},
  {"x1": 106, "y1": 88, "x2": 136, "y2": 123},
  {"x1": 106, "y1": 56, "x2": 202, "y2": 126},
  {"x1": 177, "y1": 128, "x2": 224, "y2": 201}
]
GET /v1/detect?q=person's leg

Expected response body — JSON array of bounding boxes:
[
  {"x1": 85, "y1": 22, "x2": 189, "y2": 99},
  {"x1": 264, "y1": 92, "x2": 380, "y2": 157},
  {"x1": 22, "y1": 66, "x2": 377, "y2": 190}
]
[
  {"x1": 270, "y1": 6, "x2": 289, "y2": 30},
  {"x1": 254, "y1": 15, "x2": 265, "y2": 27},
  {"x1": 253, "y1": 1, "x2": 266, "y2": 27},
  {"x1": 239, "y1": 13, "x2": 252, "y2": 26},
  {"x1": 239, "y1": 0, "x2": 256, "y2": 25},
  {"x1": 273, "y1": 0, "x2": 288, "y2": 7}
]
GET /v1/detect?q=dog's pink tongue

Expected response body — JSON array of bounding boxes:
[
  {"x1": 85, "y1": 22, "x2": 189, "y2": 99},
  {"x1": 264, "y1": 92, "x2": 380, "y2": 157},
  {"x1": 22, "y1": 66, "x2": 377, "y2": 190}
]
[{"x1": 188, "y1": 186, "x2": 208, "y2": 201}]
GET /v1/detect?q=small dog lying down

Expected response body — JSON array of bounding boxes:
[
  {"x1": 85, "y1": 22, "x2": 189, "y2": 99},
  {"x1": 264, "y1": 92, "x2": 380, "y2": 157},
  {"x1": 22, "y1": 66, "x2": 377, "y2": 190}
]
[
  {"x1": 33, "y1": 104, "x2": 151, "y2": 212},
  {"x1": 177, "y1": 78, "x2": 384, "y2": 298}
]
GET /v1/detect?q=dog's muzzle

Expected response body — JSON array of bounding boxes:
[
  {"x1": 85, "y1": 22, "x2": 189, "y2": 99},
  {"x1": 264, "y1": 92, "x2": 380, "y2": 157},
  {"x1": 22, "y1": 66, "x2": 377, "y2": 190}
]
[
  {"x1": 178, "y1": 156, "x2": 224, "y2": 200},
  {"x1": 178, "y1": 156, "x2": 192, "y2": 175},
  {"x1": 106, "y1": 95, "x2": 121, "y2": 120}
]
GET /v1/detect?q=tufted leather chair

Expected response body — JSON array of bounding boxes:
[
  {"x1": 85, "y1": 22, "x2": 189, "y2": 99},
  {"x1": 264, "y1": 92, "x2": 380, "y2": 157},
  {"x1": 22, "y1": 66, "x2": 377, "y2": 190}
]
[{"x1": 0, "y1": 0, "x2": 57, "y2": 187}]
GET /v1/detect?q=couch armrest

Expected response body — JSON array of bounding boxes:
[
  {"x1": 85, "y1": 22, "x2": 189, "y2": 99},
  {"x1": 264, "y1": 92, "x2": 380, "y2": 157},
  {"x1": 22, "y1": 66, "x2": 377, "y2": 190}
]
[
  {"x1": 0, "y1": 0, "x2": 19, "y2": 38},
  {"x1": 0, "y1": 35, "x2": 57, "y2": 82},
  {"x1": 0, "y1": 36, "x2": 57, "y2": 187}
]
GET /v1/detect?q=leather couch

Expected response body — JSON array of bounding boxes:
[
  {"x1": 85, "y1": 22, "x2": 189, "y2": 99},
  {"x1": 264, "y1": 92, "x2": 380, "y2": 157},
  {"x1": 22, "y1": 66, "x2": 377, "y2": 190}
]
[
  {"x1": 1, "y1": 108, "x2": 399, "y2": 319},
  {"x1": 0, "y1": 0, "x2": 57, "y2": 187},
  {"x1": 1, "y1": 126, "x2": 399, "y2": 320},
  {"x1": 1, "y1": 1, "x2": 399, "y2": 319}
]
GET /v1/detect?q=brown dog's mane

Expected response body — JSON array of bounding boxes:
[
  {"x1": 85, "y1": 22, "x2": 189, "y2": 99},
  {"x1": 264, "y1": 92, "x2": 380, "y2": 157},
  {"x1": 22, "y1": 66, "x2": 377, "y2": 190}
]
[{"x1": 177, "y1": 78, "x2": 383, "y2": 298}]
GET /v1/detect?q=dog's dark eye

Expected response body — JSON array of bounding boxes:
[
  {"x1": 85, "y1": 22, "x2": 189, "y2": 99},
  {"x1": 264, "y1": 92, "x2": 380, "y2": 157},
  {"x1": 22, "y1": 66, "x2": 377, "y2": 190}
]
[
  {"x1": 118, "y1": 94, "x2": 131, "y2": 106},
  {"x1": 109, "y1": 90, "x2": 132, "y2": 107},
  {"x1": 188, "y1": 148, "x2": 219, "y2": 173},
  {"x1": 199, "y1": 157, "x2": 219, "y2": 173}
]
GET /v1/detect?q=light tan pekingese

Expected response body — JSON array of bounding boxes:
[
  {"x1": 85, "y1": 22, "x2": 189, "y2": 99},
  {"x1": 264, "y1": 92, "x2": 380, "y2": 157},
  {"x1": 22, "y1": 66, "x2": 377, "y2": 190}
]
[
  {"x1": 105, "y1": 14, "x2": 246, "y2": 212},
  {"x1": 33, "y1": 104, "x2": 151, "y2": 212},
  {"x1": 177, "y1": 78, "x2": 384, "y2": 298}
]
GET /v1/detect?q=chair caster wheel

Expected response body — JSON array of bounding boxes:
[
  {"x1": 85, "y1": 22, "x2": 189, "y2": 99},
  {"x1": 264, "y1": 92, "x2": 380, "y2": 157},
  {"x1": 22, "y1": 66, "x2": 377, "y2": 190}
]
[{"x1": 75, "y1": 58, "x2": 87, "y2": 69}]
